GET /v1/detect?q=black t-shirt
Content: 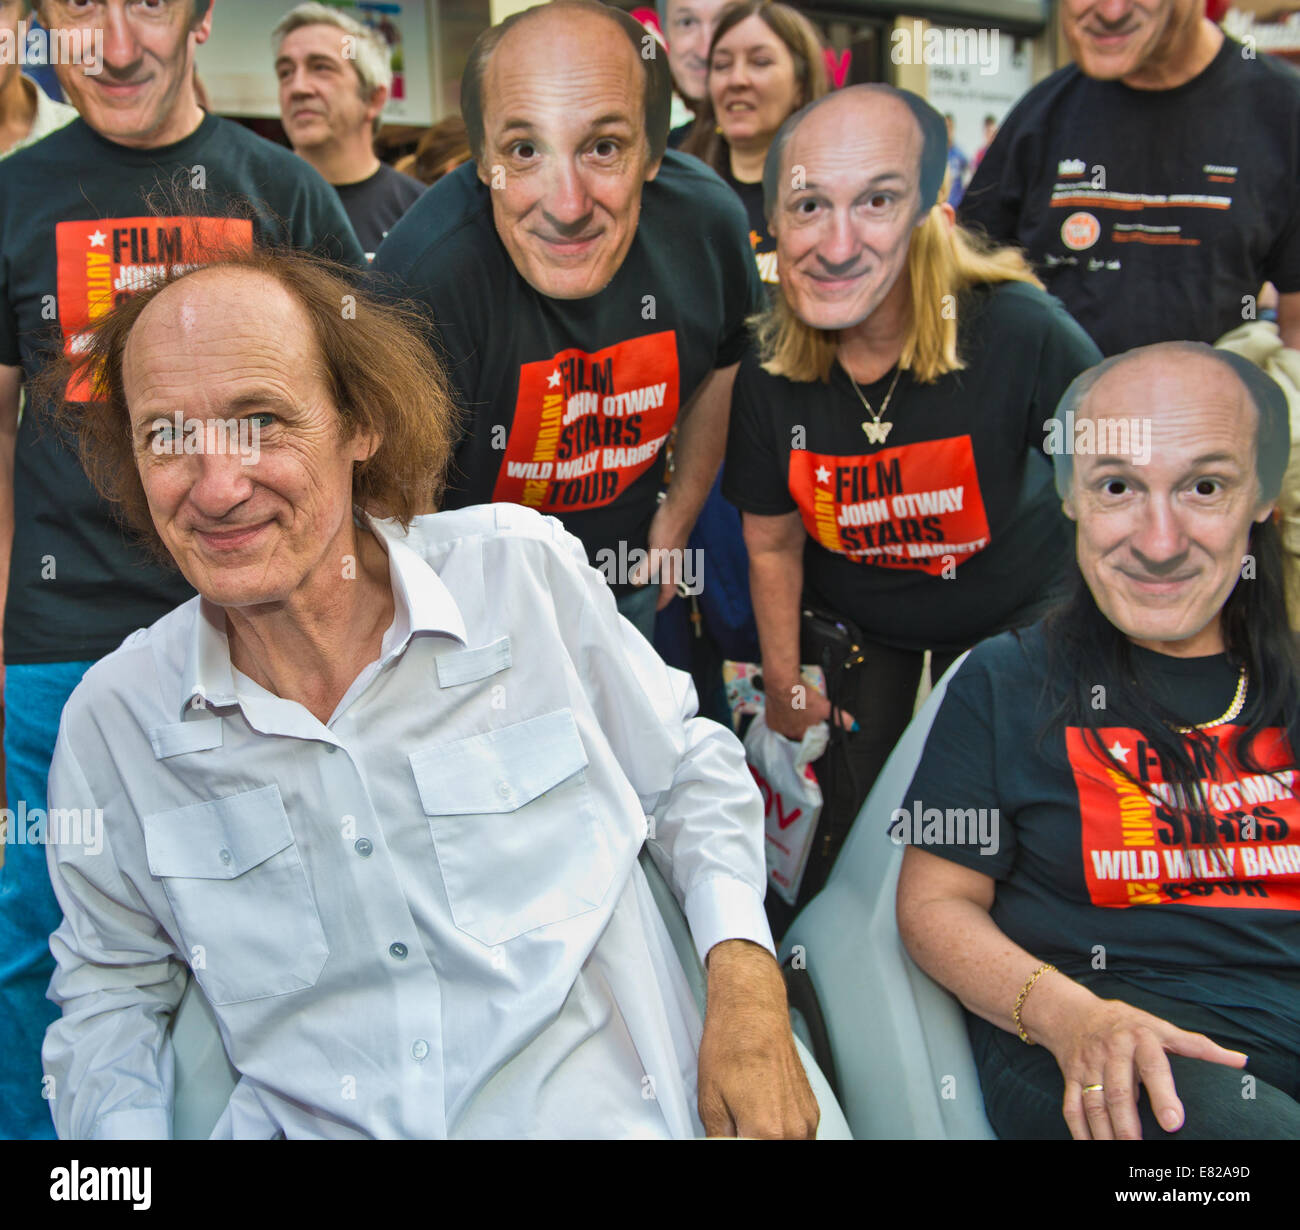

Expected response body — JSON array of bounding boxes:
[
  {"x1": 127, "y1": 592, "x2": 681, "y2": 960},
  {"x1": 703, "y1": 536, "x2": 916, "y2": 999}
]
[
  {"x1": 371, "y1": 152, "x2": 762, "y2": 587},
  {"x1": 959, "y1": 37, "x2": 1300, "y2": 356},
  {"x1": 0, "y1": 114, "x2": 365, "y2": 664},
  {"x1": 902, "y1": 623, "x2": 1300, "y2": 1052},
  {"x1": 723, "y1": 281, "x2": 1101, "y2": 653},
  {"x1": 720, "y1": 164, "x2": 777, "y2": 291},
  {"x1": 666, "y1": 121, "x2": 694, "y2": 150},
  {"x1": 333, "y1": 161, "x2": 425, "y2": 262}
]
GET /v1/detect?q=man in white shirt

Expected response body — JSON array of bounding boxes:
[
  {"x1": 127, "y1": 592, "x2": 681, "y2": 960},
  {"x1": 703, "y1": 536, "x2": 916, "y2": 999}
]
[{"x1": 39, "y1": 248, "x2": 818, "y2": 1139}]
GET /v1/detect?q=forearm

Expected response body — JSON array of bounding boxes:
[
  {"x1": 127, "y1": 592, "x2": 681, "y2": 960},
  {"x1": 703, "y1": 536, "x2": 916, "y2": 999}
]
[
  {"x1": 749, "y1": 544, "x2": 804, "y2": 693},
  {"x1": 658, "y1": 364, "x2": 737, "y2": 540},
  {"x1": 898, "y1": 889, "x2": 1100, "y2": 1047}
]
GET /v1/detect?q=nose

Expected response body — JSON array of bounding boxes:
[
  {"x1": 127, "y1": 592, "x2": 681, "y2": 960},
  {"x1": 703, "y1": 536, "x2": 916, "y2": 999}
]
[
  {"x1": 284, "y1": 64, "x2": 315, "y2": 99},
  {"x1": 1090, "y1": 0, "x2": 1134, "y2": 27},
  {"x1": 540, "y1": 160, "x2": 595, "y2": 233},
  {"x1": 1127, "y1": 497, "x2": 1191, "y2": 574},
  {"x1": 101, "y1": 4, "x2": 145, "y2": 75},
  {"x1": 815, "y1": 208, "x2": 860, "y2": 270},
  {"x1": 186, "y1": 448, "x2": 257, "y2": 522}
]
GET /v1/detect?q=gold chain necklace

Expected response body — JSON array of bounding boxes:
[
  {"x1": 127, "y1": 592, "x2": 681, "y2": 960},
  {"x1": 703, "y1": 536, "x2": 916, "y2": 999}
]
[
  {"x1": 1169, "y1": 666, "x2": 1249, "y2": 734},
  {"x1": 847, "y1": 365, "x2": 903, "y2": 444}
]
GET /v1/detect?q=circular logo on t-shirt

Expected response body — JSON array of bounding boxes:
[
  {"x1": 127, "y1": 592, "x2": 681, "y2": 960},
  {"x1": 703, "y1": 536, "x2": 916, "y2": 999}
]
[{"x1": 1061, "y1": 211, "x2": 1101, "y2": 251}]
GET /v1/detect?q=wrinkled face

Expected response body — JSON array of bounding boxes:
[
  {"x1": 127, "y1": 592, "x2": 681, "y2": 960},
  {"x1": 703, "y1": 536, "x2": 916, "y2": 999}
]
[
  {"x1": 275, "y1": 22, "x2": 381, "y2": 153},
  {"x1": 479, "y1": 10, "x2": 659, "y2": 300},
  {"x1": 1061, "y1": 0, "x2": 1196, "y2": 82},
  {"x1": 45, "y1": 0, "x2": 209, "y2": 147},
  {"x1": 664, "y1": 0, "x2": 728, "y2": 103},
  {"x1": 774, "y1": 92, "x2": 925, "y2": 331},
  {"x1": 709, "y1": 14, "x2": 801, "y2": 153},
  {"x1": 123, "y1": 269, "x2": 378, "y2": 610},
  {"x1": 1064, "y1": 355, "x2": 1271, "y2": 657}
]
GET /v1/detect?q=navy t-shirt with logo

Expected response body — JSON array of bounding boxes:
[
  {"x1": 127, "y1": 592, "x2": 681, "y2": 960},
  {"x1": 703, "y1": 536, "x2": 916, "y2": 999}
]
[
  {"x1": 0, "y1": 114, "x2": 365, "y2": 664},
  {"x1": 959, "y1": 36, "x2": 1300, "y2": 356},
  {"x1": 722, "y1": 281, "x2": 1101, "y2": 653},
  {"x1": 371, "y1": 152, "x2": 762, "y2": 590},
  {"x1": 902, "y1": 622, "x2": 1300, "y2": 1052}
]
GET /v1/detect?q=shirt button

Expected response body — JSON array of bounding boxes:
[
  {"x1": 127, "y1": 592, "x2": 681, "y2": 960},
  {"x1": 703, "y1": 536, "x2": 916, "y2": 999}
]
[
  {"x1": 218, "y1": 848, "x2": 232, "y2": 865},
  {"x1": 411, "y1": 1039, "x2": 429, "y2": 1061},
  {"x1": 496, "y1": 779, "x2": 513, "y2": 800},
  {"x1": 354, "y1": 837, "x2": 374, "y2": 858},
  {"x1": 389, "y1": 942, "x2": 408, "y2": 960},
  {"x1": 326, "y1": 744, "x2": 338, "y2": 754}
]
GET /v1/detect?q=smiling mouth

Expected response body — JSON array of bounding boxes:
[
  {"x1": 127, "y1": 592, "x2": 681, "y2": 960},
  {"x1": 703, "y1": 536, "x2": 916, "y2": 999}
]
[
  {"x1": 723, "y1": 100, "x2": 756, "y2": 113},
  {"x1": 1118, "y1": 569, "x2": 1199, "y2": 593},
  {"x1": 195, "y1": 522, "x2": 271, "y2": 552},
  {"x1": 534, "y1": 232, "x2": 603, "y2": 254}
]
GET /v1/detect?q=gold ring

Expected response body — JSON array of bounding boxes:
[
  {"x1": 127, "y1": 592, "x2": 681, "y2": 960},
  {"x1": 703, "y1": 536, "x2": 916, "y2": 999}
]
[{"x1": 1082, "y1": 1083, "x2": 1104, "y2": 1094}]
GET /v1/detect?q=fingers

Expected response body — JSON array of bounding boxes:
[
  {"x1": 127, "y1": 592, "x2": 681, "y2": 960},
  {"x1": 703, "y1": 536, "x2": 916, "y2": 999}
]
[
  {"x1": 1081, "y1": 1078, "x2": 1114, "y2": 1140},
  {"x1": 1062, "y1": 1081, "x2": 1093, "y2": 1140},
  {"x1": 1102, "y1": 1049, "x2": 1144, "y2": 1140},
  {"x1": 1134, "y1": 1032, "x2": 1184, "y2": 1136},
  {"x1": 1161, "y1": 1023, "x2": 1249, "y2": 1069},
  {"x1": 655, "y1": 579, "x2": 675, "y2": 611}
]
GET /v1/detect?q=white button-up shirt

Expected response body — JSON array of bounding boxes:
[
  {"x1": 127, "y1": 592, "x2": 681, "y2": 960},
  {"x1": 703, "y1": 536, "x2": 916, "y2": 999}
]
[{"x1": 43, "y1": 505, "x2": 772, "y2": 1139}]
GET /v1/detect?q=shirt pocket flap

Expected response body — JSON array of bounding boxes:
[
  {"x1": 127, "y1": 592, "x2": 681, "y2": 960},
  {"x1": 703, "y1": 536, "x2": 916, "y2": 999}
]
[
  {"x1": 149, "y1": 719, "x2": 224, "y2": 760},
  {"x1": 409, "y1": 710, "x2": 589, "y2": 815},
  {"x1": 435, "y1": 636, "x2": 512, "y2": 687},
  {"x1": 142, "y1": 784, "x2": 293, "y2": 880}
]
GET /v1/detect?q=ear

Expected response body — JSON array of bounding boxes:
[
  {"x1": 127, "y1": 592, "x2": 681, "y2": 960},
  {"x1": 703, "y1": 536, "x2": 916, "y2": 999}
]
[
  {"x1": 348, "y1": 427, "x2": 382, "y2": 464},
  {"x1": 365, "y1": 84, "x2": 390, "y2": 129},
  {"x1": 193, "y1": 1, "x2": 215, "y2": 46},
  {"x1": 1061, "y1": 494, "x2": 1078, "y2": 522},
  {"x1": 938, "y1": 201, "x2": 956, "y2": 229},
  {"x1": 1255, "y1": 500, "x2": 1277, "y2": 525},
  {"x1": 644, "y1": 154, "x2": 664, "y2": 183}
]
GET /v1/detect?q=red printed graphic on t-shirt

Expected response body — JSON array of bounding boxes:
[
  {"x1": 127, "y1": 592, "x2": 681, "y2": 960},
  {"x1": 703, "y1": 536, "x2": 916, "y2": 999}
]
[
  {"x1": 1066, "y1": 726, "x2": 1300, "y2": 911},
  {"x1": 492, "y1": 331, "x2": 680, "y2": 512},
  {"x1": 56, "y1": 216, "x2": 255, "y2": 398},
  {"x1": 786, "y1": 437, "x2": 991, "y2": 575}
]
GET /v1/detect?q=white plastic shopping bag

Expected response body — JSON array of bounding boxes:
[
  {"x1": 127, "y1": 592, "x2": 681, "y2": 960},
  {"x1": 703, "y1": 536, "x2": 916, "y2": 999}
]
[{"x1": 743, "y1": 714, "x2": 830, "y2": 906}]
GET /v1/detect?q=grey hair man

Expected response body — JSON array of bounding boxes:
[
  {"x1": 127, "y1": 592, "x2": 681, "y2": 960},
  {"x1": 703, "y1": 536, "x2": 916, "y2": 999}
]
[{"x1": 273, "y1": 1, "x2": 423, "y2": 259}]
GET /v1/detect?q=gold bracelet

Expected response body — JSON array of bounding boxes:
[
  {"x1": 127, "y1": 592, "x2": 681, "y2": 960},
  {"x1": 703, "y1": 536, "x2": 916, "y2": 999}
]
[{"x1": 1012, "y1": 962, "x2": 1057, "y2": 1045}]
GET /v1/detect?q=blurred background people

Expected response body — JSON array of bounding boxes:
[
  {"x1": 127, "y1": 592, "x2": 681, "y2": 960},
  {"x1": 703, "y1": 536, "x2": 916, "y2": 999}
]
[
  {"x1": 0, "y1": 0, "x2": 75, "y2": 157},
  {"x1": 393, "y1": 113, "x2": 471, "y2": 186},
  {"x1": 274, "y1": 1, "x2": 424, "y2": 261},
  {"x1": 680, "y1": 0, "x2": 827, "y2": 292},
  {"x1": 725, "y1": 85, "x2": 1100, "y2": 934},
  {"x1": 944, "y1": 112, "x2": 969, "y2": 208},
  {"x1": 961, "y1": 0, "x2": 1300, "y2": 356},
  {"x1": 657, "y1": 0, "x2": 730, "y2": 147}
]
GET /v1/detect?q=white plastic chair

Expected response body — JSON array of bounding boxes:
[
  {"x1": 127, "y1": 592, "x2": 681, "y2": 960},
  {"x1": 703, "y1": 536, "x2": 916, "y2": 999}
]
[{"x1": 779, "y1": 653, "x2": 997, "y2": 1139}]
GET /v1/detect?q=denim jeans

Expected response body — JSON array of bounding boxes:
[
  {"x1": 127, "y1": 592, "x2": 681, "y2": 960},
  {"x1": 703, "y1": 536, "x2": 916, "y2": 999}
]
[{"x1": 0, "y1": 660, "x2": 95, "y2": 1139}]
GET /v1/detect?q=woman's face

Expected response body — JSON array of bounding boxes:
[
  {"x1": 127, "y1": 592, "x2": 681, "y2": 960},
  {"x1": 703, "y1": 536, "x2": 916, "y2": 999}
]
[{"x1": 708, "y1": 15, "x2": 802, "y2": 154}]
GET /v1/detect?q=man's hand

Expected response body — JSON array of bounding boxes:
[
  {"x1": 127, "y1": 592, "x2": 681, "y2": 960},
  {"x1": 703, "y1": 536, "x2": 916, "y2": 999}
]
[
  {"x1": 1042, "y1": 996, "x2": 1247, "y2": 1140},
  {"x1": 697, "y1": 939, "x2": 819, "y2": 1138}
]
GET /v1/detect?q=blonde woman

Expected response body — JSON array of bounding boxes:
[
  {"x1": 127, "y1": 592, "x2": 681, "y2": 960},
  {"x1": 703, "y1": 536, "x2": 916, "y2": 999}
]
[{"x1": 723, "y1": 85, "x2": 1102, "y2": 919}]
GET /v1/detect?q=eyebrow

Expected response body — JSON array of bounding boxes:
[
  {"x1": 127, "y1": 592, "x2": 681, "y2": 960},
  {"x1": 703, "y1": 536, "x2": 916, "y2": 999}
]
[
  {"x1": 792, "y1": 172, "x2": 910, "y2": 194},
  {"x1": 496, "y1": 112, "x2": 635, "y2": 136}
]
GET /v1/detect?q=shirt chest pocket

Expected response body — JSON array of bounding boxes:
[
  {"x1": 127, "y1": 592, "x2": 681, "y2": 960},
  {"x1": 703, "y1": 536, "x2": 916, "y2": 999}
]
[
  {"x1": 409, "y1": 710, "x2": 615, "y2": 948},
  {"x1": 141, "y1": 784, "x2": 329, "y2": 1006}
]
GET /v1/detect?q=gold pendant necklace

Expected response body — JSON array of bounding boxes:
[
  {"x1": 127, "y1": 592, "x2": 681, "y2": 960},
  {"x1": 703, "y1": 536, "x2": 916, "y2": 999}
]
[
  {"x1": 848, "y1": 365, "x2": 903, "y2": 444},
  {"x1": 1169, "y1": 666, "x2": 1249, "y2": 734}
]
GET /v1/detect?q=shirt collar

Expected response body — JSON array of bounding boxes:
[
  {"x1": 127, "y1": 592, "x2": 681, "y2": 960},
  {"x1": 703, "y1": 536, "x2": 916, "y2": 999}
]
[{"x1": 179, "y1": 514, "x2": 467, "y2": 719}]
